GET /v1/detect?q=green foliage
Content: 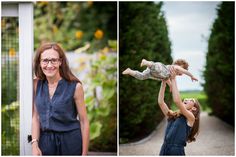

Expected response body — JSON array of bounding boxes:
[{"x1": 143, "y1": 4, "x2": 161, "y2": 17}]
[
  {"x1": 85, "y1": 51, "x2": 117, "y2": 152},
  {"x1": 34, "y1": 2, "x2": 117, "y2": 52},
  {"x1": 1, "y1": 17, "x2": 19, "y2": 55},
  {"x1": 1, "y1": 17, "x2": 19, "y2": 105},
  {"x1": 119, "y1": 2, "x2": 172, "y2": 143},
  {"x1": 1, "y1": 61, "x2": 18, "y2": 105},
  {"x1": 1, "y1": 17, "x2": 19, "y2": 155},
  {"x1": 2, "y1": 102, "x2": 20, "y2": 155},
  {"x1": 203, "y1": 2, "x2": 234, "y2": 125}
]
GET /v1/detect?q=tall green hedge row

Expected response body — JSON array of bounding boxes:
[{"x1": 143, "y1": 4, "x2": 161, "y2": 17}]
[
  {"x1": 119, "y1": 2, "x2": 172, "y2": 143},
  {"x1": 204, "y1": 2, "x2": 235, "y2": 126}
]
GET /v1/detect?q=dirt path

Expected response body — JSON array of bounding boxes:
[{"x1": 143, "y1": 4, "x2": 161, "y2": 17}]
[{"x1": 119, "y1": 112, "x2": 234, "y2": 155}]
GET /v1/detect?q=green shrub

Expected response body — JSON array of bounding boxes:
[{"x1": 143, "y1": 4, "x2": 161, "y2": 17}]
[
  {"x1": 203, "y1": 2, "x2": 234, "y2": 126},
  {"x1": 1, "y1": 61, "x2": 18, "y2": 105},
  {"x1": 2, "y1": 102, "x2": 19, "y2": 155},
  {"x1": 119, "y1": 2, "x2": 172, "y2": 143},
  {"x1": 85, "y1": 52, "x2": 117, "y2": 152}
]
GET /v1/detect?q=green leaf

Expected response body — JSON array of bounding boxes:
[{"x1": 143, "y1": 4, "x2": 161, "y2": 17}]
[
  {"x1": 97, "y1": 106, "x2": 110, "y2": 117},
  {"x1": 90, "y1": 121, "x2": 102, "y2": 140},
  {"x1": 108, "y1": 40, "x2": 117, "y2": 49},
  {"x1": 103, "y1": 87, "x2": 115, "y2": 100}
]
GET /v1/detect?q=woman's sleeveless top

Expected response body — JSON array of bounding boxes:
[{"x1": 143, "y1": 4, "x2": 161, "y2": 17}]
[
  {"x1": 164, "y1": 116, "x2": 192, "y2": 146},
  {"x1": 35, "y1": 78, "x2": 81, "y2": 132}
]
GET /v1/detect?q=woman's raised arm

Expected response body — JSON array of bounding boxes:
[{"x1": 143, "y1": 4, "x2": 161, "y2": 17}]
[
  {"x1": 158, "y1": 81, "x2": 170, "y2": 117},
  {"x1": 170, "y1": 77, "x2": 195, "y2": 124}
]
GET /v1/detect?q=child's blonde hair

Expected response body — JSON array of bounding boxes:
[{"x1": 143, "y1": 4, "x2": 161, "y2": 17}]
[{"x1": 173, "y1": 59, "x2": 189, "y2": 70}]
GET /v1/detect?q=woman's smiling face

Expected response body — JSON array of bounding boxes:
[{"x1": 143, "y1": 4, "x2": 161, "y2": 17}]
[
  {"x1": 183, "y1": 98, "x2": 196, "y2": 110},
  {"x1": 40, "y1": 48, "x2": 61, "y2": 78}
]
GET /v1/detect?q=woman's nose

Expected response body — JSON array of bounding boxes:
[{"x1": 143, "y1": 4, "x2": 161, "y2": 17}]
[{"x1": 47, "y1": 62, "x2": 53, "y2": 67}]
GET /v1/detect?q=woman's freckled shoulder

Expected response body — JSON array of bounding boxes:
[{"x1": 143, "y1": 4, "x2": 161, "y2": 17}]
[{"x1": 74, "y1": 82, "x2": 84, "y2": 99}]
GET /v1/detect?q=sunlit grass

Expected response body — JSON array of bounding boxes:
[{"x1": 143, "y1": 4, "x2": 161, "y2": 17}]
[{"x1": 171, "y1": 91, "x2": 211, "y2": 113}]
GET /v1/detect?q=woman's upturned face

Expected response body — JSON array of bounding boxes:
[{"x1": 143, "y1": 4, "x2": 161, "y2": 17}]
[
  {"x1": 183, "y1": 98, "x2": 196, "y2": 110},
  {"x1": 40, "y1": 48, "x2": 61, "y2": 78}
]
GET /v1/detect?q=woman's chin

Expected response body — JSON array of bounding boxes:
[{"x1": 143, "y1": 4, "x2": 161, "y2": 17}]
[{"x1": 44, "y1": 72, "x2": 57, "y2": 78}]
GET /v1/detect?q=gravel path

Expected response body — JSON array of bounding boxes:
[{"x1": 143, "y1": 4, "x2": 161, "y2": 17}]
[{"x1": 119, "y1": 112, "x2": 234, "y2": 155}]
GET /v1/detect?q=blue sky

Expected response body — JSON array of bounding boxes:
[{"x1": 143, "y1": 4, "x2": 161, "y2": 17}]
[{"x1": 162, "y1": 1, "x2": 221, "y2": 91}]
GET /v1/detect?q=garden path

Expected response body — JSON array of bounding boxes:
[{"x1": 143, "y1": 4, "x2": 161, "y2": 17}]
[{"x1": 119, "y1": 112, "x2": 234, "y2": 155}]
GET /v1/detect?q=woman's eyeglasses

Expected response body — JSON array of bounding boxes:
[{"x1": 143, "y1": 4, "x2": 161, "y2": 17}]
[
  {"x1": 41, "y1": 58, "x2": 61, "y2": 65},
  {"x1": 183, "y1": 98, "x2": 196, "y2": 104}
]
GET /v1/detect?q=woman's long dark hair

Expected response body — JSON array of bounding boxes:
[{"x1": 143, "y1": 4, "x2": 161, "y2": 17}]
[
  {"x1": 188, "y1": 99, "x2": 200, "y2": 142},
  {"x1": 167, "y1": 99, "x2": 200, "y2": 143},
  {"x1": 34, "y1": 42, "x2": 81, "y2": 83}
]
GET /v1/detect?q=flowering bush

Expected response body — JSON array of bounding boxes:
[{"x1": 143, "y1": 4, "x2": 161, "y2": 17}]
[{"x1": 34, "y1": 2, "x2": 117, "y2": 52}]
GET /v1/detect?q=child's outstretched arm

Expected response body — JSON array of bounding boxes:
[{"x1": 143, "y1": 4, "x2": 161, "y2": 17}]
[
  {"x1": 175, "y1": 66, "x2": 198, "y2": 81},
  {"x1": 158, "y1": 81, "x2": 170, "y2": 117}
]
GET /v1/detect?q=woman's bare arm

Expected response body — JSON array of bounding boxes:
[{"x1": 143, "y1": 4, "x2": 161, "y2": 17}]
[
  {"x1": 74, "y1": 83, "x2": 90, "y2": 155},
  {"x1": 158, "y1": 81, "x2": 170, "y2": 117},
  {"x1": 32, "y1": 79, "x2": 42, "y2": 155},
  {"x1": 170, "y1": 77, "x2": 195, "y2": 125}
]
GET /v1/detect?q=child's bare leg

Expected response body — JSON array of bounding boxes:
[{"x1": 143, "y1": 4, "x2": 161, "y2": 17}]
[
  {"x1": 140, "y1": 59, "x2": 153, "y2": 68},
  {"x1": 166, "y1": 79, "x2": 172, "y2": 92},
  {"x1": 122, "y1": 68, "x2": 136, "y2": 75}
]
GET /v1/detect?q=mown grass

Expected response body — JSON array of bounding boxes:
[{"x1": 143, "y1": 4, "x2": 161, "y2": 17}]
[{"x1": 171, "y1": 91, "x2": 211, "y2": 113}]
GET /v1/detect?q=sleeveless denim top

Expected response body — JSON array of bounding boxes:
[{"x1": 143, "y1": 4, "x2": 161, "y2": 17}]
[
  {"x1": 35, "y1": 78, "x2": 81, "y2": 132},
  {"x1": 164, "y1": 116, "x2": 191, "y2": 146}
]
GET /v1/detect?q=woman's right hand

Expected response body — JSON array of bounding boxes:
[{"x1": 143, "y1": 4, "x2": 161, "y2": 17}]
[{"x1": 32, "y1": 143, "x2": 42, "y2": 156}]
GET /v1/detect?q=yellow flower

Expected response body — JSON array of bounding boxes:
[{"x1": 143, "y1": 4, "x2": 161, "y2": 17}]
[
  {"x1": 75, "y1": 30, "x2": 83, "y2": 40},
  {"x1": 94, "y1": 29, "x2": 104, "y2": 40},
  {"x1": 9, "y1": 48, "x2": 16, "y2": 57}
]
